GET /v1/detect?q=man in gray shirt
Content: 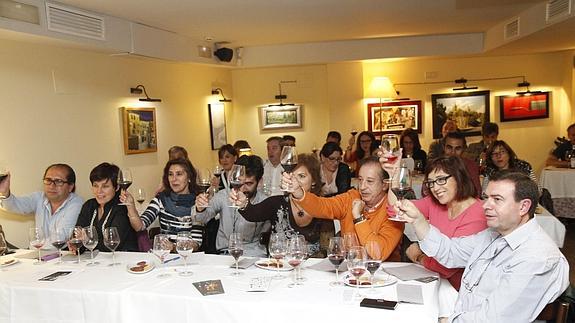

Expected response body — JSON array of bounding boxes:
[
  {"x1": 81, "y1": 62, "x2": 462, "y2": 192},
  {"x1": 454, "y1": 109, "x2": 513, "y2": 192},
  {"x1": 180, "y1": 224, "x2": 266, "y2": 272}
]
[
  {"x1": 0, "y1": 164, "x2": 83, "y2": 246},
  {"x1": 195, "y1": 155, "x2": 270, "y2": 256},
  {"x1": 398, "y1": 170, "x2": 569, "y2": 322}
]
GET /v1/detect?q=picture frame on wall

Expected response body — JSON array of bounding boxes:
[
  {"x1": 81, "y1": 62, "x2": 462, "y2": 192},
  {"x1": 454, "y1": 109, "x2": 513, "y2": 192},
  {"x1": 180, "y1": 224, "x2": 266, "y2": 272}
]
[
  {"x1": 259, "y1": 105, "x2": 303, "y2": 130},
  {"x1": 122, "y1": 107, "x2": 158, "y2": 155},
  {"x1": 431, "y1": 90, "x2": 490, "y2": 139},
  {"x1": 367, "y1": 100, "x2": 422, "y2": 135},
  {"x1": 208, "y1": 103, "x2": 228, "y2": 150},
  {"x1": 498, "y1": 92, "x2": 550, "y2": 122}
]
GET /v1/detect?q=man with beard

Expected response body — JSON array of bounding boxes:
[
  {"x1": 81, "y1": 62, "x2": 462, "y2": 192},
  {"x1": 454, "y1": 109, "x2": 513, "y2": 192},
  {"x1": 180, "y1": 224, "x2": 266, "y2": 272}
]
[{"x1": 194, "y1": 155, "x2": 270, "y2": 256}]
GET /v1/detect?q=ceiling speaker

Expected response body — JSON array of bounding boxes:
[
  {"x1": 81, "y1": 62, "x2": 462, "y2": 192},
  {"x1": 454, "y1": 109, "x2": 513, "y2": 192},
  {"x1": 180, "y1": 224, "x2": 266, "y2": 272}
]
[{"x1": 214, "y1": 47, "x2": 233, "y2": 62}]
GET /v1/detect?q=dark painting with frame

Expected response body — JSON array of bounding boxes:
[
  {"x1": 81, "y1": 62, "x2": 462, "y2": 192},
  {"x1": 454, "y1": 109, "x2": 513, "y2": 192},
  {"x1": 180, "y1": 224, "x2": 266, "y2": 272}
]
[
  {"x1": 367, "y1": 100, "x2": 422, "y2": 136},
  {"x1": 431, "y1": 91, "x2": 490, "y2": 139},
  {"x1": 498, "y1": 92, "x2": 549, "y2": 122}
]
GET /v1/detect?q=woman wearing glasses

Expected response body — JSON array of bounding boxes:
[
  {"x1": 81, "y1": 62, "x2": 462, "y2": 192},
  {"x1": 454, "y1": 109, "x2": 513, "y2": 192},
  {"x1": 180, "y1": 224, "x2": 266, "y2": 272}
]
[
  {"x1": 402, "y1": 156, "x2": 487, "y2": 291},
  {"x1": 319, "y1": 142, "x2": 351, "y2": 197},
  {"x1": 483, "y1": 140, "x2": 536, "y2": 186}
]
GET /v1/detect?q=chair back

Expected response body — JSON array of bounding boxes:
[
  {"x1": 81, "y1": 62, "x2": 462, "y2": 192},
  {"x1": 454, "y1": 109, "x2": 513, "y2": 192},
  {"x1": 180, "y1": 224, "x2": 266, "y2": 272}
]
[
  {"x1": 536, "y1": 300, "x2": 570, "y2": 323},
  {"x1": 137, "y1": 229, "x2": 152, "y2": 252}
]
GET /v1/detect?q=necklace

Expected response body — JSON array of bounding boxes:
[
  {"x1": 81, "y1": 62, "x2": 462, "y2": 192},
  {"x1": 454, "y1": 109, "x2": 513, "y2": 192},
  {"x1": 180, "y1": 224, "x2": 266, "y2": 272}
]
[{"x1": 290, "y1": 197, "x2": 305, "y2": 217}]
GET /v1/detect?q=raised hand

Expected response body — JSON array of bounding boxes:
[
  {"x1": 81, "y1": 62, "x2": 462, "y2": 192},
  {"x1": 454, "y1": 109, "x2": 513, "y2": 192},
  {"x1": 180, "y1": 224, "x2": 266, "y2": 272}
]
[
  {"x1": 229, "y1": 187, "x2": 248, "y2": 208},
  {"x1": 0, "y1": 172, "x2": 11, "y2": 198},
  {"x1": 351, "y1": 199, "x2": 365, "y2": 218},
  {"x1": 195, "y1": 192, "x2": 209, "y2": 211}
]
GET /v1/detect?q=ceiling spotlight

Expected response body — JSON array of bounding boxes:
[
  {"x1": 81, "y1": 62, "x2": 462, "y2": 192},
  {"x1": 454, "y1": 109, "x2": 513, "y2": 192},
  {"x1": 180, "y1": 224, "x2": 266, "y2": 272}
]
[
  {"x1": 211, "y1": 88, "x2": 232, "y2": 102},
  {"x1": 516, "y1": 80, "x2": 542, "y2": 96},
  {"x1": 452, "y1": 78, "x2": 478, "y2": 91},
  {"x1": 130, "y1": 85, "x2": 162, "y2": 102}
]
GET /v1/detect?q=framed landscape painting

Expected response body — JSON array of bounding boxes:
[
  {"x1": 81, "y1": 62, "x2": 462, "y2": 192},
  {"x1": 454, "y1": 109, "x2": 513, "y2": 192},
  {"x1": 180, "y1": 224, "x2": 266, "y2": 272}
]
[
  {"x1": 499, "y1": 92, "x2": 549, "y2": 122},
  {"x1": 367, "y1": 100, "x2": 422, "y2": 135},
  {"x1": 259, "y1": 105, "x2": 303, "y2": 130},
  {"x1": 431, "y1": 91, "x2": 490, "y2": 139},
  {"x1": 122, "y1": 107, "x2": 157, "y2": 155}
]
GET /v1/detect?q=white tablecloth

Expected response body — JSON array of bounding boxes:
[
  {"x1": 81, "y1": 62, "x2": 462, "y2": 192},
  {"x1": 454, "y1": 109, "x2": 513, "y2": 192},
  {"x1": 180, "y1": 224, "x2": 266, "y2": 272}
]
[
  {"x1": 0, "y1": 252, "x2": 453, "y2": 323},
  {"x1": 539, "y1": 167, "x2": 575, "y2": 198}
]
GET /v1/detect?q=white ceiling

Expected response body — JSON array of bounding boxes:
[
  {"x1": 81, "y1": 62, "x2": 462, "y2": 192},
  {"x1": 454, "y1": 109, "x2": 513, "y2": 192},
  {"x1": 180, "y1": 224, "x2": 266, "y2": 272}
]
[{"x1": 55, "y1": 0, "x2": 545, "y2": 48}]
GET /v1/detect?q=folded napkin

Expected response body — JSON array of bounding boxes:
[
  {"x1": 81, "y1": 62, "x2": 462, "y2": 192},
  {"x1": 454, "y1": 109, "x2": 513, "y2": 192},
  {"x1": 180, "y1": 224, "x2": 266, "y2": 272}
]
[{"x1": 382, "y1": 263, "x2": 437, "y2": 281}]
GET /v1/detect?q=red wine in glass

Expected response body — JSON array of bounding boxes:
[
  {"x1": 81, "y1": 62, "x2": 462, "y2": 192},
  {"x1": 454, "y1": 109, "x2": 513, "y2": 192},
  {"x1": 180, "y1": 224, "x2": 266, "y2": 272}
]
[
  {"x1": 288, "y1": 259, "x2": 302, "y2": 268},
  {"x1": 385, "y1": 155, "x2": 399, "y2": 163},
  {"x1": 118, "y1": 181, "x2": 132, "y2": 191},
  {"x1": 230, "y1": 180, "x2": 242, "y2": 190},
  {"x1": 350, "y1": 267, "x2": 366, "y2": 278},
  {"x1": 136, "y1": 199, "x2": 145, "y2": 205},
  {"x1": 69, "y1": 238, "x2": 83, "y2": 251},
  {"x1": 391, "y1": 187, "x2": 410, "y2": 199},
  {"x1": 0, "y1": 174, "x2": 7, "y2": 182},
  {"x1": 351, "y1": 130, "x2": 358, "y2": 136},
  {"x1": 328, "y1": 254, "x2": 344, "y2": 266},
  {"x1": 229, "y1": 248, "x2": 243, "y2": 260},
  {"x1": 198, "y1": 183, "x2": 210, "y2": 192},
  {"x1": 365, "y1": 260, "x2": 381, "y2": 275},
  {"x1": 281, "y1": 163, "x2": 297, "y2": 173},
  {"x1": 51, "y1": 240, "x2": 66, "y2": 250}
]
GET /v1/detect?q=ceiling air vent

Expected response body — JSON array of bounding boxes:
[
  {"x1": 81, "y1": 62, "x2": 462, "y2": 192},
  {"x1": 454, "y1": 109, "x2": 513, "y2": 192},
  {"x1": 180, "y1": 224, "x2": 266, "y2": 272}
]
[
  {"x1": 504, "y1": 17, "x2": 520, "y2": 40},
  {"x1": 46, "y1": 2, "x2": 105, "y2": 40},
  {"x1": 546, "y1": 0, "x2": 572, "y2": 23}
]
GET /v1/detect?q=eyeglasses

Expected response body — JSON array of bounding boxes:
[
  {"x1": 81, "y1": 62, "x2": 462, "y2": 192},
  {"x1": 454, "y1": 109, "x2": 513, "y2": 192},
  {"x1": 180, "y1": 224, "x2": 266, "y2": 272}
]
[
  {"x1": 423, "y1": 175, "x2": 452, "y2": 189},
  {"x1": 43, "y1": 178, "x2": 69, "y2": 186},
  {"x1": 491, "y1": 150, "x2": 507, "y2": 158}
]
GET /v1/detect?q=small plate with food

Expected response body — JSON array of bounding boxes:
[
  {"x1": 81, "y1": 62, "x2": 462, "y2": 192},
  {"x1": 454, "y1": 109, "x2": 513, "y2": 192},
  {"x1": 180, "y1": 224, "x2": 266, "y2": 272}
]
[
  {"x1": 0, "y1": 258, "x2": 19, "y2": 267},
  {"x1": 255, "y1": 259, "x2": 294, "y2": 271},
  {"x1": 126, "y1": 261, "x2": 155, "y2": 274},
  {"x1": 342, "y1": 272, "x2": 397, "y2": 288}
]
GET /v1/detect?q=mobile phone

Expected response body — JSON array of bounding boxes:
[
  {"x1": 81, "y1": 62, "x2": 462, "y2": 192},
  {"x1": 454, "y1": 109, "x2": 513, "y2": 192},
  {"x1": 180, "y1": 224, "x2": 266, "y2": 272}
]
[
  {"x1": 39, "y1": 271, "x2": 72, "y2": 281},
  {"x1": 359, "y1": 298, "x2": 398, "y2": 310}
]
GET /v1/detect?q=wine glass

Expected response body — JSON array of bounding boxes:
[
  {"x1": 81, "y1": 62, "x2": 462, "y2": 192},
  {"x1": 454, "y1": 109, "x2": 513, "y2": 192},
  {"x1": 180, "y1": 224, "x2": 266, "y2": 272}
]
[
  {"x1": 68, "y1": 226, "x2": 84, "y2": 264},
  {"x1": 196, "y1": 169, "x2": 213, "y2": 208},
  {"x1": 50, "y1": 228, "x2": 69, "y2": 265},
  {"x1": 82, "y1": 226, "x2": 99, "y2": 266},
  {"x1": 280, "y1": 146, "x2": 298, "y2": 174},
  {"x1": 390, "y1": 164, "x2": 412, "y2": 222},
  {"x1": 118, "y1": 169, "x2": 133, "y2": 206},
  {"x1": 346, "y1": 246, "x2": 367, "y2": 300},
  {"x1": 0, "y1": 233, "x2": 7, "y2": 257},
  {"x1": 213, "y1": 165, "x2": 224, "y2": 178},
  {"x1": 29, "y1": 227, "x2": 45, "y2": 265},
  {"x1": 176, "y1": 232, "x2": 197, "y2": 276},
  {"x1": 228, "y1": 232, "x2": 244, "y2": 276},
  {"x1": 151, "y1": 234, "x2": 172, "y2": 278},
  {"x1": 350, "y1": 128, "x2": 358, "y2": 137},
  {"x1": 268, "y1": 233, "x2": 287, "y2": 280},
  {"x1": 364, "y1": 241, "x2": 382, "y2": 293},
  {"x1": 286, "y1": 237, "x2": 306, "y2": 288},
  {"x1": 135, "y1": 188, "x2": 146, "y2": 207},
  {"x1": 328, "y1": 237, "x2": 344, "y2": 286},
  {"x1": 342, "y1": 232, "x2": 358, "y2": 254},
  {"x1": 228, "y1": 165, "x2": 245, "y2": 208},
  {"x1": 103, "y1": 227, "x2": 121, "y2": 266},
  {"x1": 380, "y1": 134, "x2": 400, "y2": 163}
]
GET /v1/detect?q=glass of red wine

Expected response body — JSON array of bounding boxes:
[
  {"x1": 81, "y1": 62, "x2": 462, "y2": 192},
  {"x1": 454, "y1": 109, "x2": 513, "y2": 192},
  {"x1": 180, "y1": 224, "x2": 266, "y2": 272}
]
[
  {"x1": 196, "y1": 169, "x2": 213, "y2": 208},
  {"x1": 228, "y1": 165, "x2": 245, "y2": 208},
  {"x1": 350, "y1": 128, "x2": 358, "y2": 137},
  {"x1": 82, "y1": 226, "x2": 99, "y2": 266},
  {"x1": 269, "y1": 233, "x2": 287, "y2": 280},
  {"x1": 68, "y1": 226, "x2": 84, "y2": 264},
  {"x1": 50, "y1": 228, "x2": 69, "y2": 265},
  {"x1": 280, "y1": 146, "x2": 298, "y2": 192},
  {"x1": 390, "y1": 164, "x2": 412, "y2": 222},
  {"x1": 103, "y1": 227, "x2": 121, "y2": 266},
  {"x1": 117, "y1": 169, "x2": 133, "y2": 206},
  {"x1": 346, "y1": 245, "x2": 367, "y2": 300},
  {"x1": 135, "y1": 188, "x2": 146, "y2": 207},
  {"x1": 380, "y1": 134, "x2": 400, "y2": 163},
  {"x1": 28, "y1": 227, "x2": 45, "y2": 265},
  {"x1": 328, "y1": 237, "x2": 344, "y2": 287},
  {"x1": 286, "y1": 237, "x2": 306, "y2": 287},
  {"x1": 364, "y1": 241, "x2": 382, "y2": 293},
  {"x1": 228, "y1": 232, "x2": 244, "y2": 276}
]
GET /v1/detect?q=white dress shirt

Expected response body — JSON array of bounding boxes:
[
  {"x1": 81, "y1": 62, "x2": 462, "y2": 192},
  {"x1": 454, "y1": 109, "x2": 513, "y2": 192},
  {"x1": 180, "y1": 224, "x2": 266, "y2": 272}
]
[
  {"x1": 262, "y1": 160, "x2": 284, "y2": 196},
  {"x1": 420, "y1": 219, "x2": 569, "y2": 322}
]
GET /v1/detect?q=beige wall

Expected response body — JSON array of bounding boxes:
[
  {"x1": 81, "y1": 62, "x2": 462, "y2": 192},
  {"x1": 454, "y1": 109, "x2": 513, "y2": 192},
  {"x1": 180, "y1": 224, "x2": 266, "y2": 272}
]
[{"x1": 0, "y1": 38, "x2": 231, "y2": 247}]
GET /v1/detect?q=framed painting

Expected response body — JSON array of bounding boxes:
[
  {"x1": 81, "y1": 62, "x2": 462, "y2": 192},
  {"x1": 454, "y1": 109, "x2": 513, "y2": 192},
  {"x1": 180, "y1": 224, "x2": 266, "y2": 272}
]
[
  {"x1": 367, "y1": 100, "x2": 422, "y2": 135},
  {"x1": 431, "y1": 90, "x2": 490, "y2": 139},
  {"x1": 498, "y1": 92, "x2": 549, "y2": 122},
  {"x1": 208, "y1": 103, "x2": 227, "y2": 150},
  {"x1": 259, "y1": 105, "x2": 303, "y2": 130},
  {"x1": 122, "y1": 107, "x2": 158, "y2": 155}
]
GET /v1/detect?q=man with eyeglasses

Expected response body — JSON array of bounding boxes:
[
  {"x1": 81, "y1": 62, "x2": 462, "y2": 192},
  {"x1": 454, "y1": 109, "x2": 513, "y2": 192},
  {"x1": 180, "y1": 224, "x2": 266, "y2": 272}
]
[
  {"x1": 0, "y1": 164, "x2": 83, "y2": 245},
  {"x1": 399, "y1": 171, "x2": 569, "y2": 322}
]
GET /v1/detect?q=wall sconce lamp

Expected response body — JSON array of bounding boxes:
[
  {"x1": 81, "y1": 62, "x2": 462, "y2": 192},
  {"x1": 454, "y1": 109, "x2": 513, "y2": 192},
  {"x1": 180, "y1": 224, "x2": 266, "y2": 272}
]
[
  {"x1": 516, "y1": 80, "x2": 541, "y2": 96},
  {"x1": 211, "y1": 88, "x2": 232, "y2": 102},
  {"x1": 452, "y1": 78, "x2": 478, "y2": 91},
  {"x1": 366, "y1": 77, "x2": 397, "y2": 107},
  {"x1": 130, "y1": 85, "x2": 162, "y2": 102}
]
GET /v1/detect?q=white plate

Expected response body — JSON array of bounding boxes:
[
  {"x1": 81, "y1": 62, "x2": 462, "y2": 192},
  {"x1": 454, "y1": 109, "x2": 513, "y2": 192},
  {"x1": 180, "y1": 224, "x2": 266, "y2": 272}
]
[
  {"x1": 126, "y1": 261, "x2": 155, "y2": 274},
  {"x1": 255, "y1": 259, "x2": 294, "y2": 271},
  {"x1": 342, "y1": 272, "x2": 397, "y2": 288},
  {"x1": 0, "y1": 258, "x2": 19, "y2": 267}
]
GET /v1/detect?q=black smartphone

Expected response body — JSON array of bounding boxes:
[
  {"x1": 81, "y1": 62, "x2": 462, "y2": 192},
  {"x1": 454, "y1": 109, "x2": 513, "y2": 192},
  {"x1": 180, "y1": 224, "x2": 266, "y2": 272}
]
[
  {"x1": 360, "y1": 298, "x2": 398, "y2": 310},
  {"x1": 39, "y1": 271, "x2": 72, "y2": 281}
]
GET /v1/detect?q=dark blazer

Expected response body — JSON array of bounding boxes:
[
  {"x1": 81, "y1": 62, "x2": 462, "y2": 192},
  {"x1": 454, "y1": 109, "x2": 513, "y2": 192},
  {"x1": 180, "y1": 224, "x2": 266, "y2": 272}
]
[{"x1": 325, "y1": 163, "x2": 352, "y2": 197}]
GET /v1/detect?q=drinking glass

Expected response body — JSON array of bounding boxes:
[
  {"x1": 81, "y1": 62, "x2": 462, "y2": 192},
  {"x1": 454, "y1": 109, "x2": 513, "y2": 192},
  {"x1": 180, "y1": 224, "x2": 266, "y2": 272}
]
[
  {"x1": 342, "y1": 232, "x2": 358, "y2": 254},
  {"x1": 294, "y1": 235, "x2": 309, "y2": 282},
  {"x1": 364, "y1": 241, "x2": 382, "y2": 293},
  {"x1": 82, "y1": 226, "x2": 99, "y2": 266},
  {"x1": 350, "y1": 128, "x2": 358, "y2": 137},
  {"x1": 346, "y1": 246, "x2": 367, "y2": 300},
  {"x1": 228, "y1": 165, "x2": 245, "y2": 208},
  {"x1": 327, "y1": 237, "x2": 344, "y2": 287},
  {"x1": 286, "y1": 237, "x2": 306, "y2": 288},
  {"x1": 380, "y1": 134, "x2": 400, "y2": 163},
  {"x1": 0, "y1": 233, "x2": 7, "y2": 257},
  {"x1": 29, "y1": 227, "x2": 45, "y2": 265},
  {"x1": 176, "y1": 232, "x2": 197, "y2": 276},
  {"x1": 390, "y1": 164, "x2": 412, "y2": 222},
  {"x1": 0, "y1": 162, "x2": 8, "y2": 200},
  {"x1": 151, "y1": 234, "x2": 172, "y2": 278},
  {"x1": 228, "y1": 232, "x2": 244, "y2": 276},
  {"x1": 50, "y1": 228, "x2": 69, "y2": 265},
  {"x1": 213, "y1": 165, "x2": 224, "y2": 178},
  {"x1": 197, "y1": 168, "x2": 212, "y2": 193},
  {"x1": 68, "y1": 226, "x2": 84, "y2": 264},
  {"x1": 103, "y1": 227, "x2": 121, "y2": 266},
  {"x1": 280, "y1": 146, "x2": 298, "y2": 192},
  {"x1": 118, "y1": 169, "x2": 133, "y2": 206},
  {"x1": 268, "y1": 233, "x2": 287, "y2": 280},
  {"x1": 135, "y1": 188, "x2": 146, "y2": 206}
]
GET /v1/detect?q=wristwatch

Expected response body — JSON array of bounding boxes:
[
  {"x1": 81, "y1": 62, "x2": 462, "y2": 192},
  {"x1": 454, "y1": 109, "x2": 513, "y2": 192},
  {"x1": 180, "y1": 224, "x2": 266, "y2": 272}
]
[{"x1": 353, "y1": 216, "x2": 365, "y2": 224}]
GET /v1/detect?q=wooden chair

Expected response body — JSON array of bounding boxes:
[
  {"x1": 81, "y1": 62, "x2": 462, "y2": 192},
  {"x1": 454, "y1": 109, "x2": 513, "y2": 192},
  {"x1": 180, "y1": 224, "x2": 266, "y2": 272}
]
[{"x1": 536, "y1": 300, "x2": 570, "y2": 323}]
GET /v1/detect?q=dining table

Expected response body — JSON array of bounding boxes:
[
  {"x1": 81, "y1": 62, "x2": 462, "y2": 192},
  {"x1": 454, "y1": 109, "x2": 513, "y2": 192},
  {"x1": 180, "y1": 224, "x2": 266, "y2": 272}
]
[
  {"x1": 539, "y1": 166, "x2": 575, "y2": 219},
  {"x1": 0, "y1": 250, "x2": 456, "y2": 323}
]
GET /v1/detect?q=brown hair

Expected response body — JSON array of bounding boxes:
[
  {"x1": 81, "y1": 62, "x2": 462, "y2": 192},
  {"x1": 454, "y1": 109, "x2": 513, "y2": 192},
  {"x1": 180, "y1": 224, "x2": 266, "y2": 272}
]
[
  {"x1": 424, "y1": 156, "x2": 477, "y2": 204},
  {"x1": 294, "y1": 153, "x2": 322, "y2": 195},
  {"x1": 162, "y1": 158, "x2": 198, "y2": 194}
]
